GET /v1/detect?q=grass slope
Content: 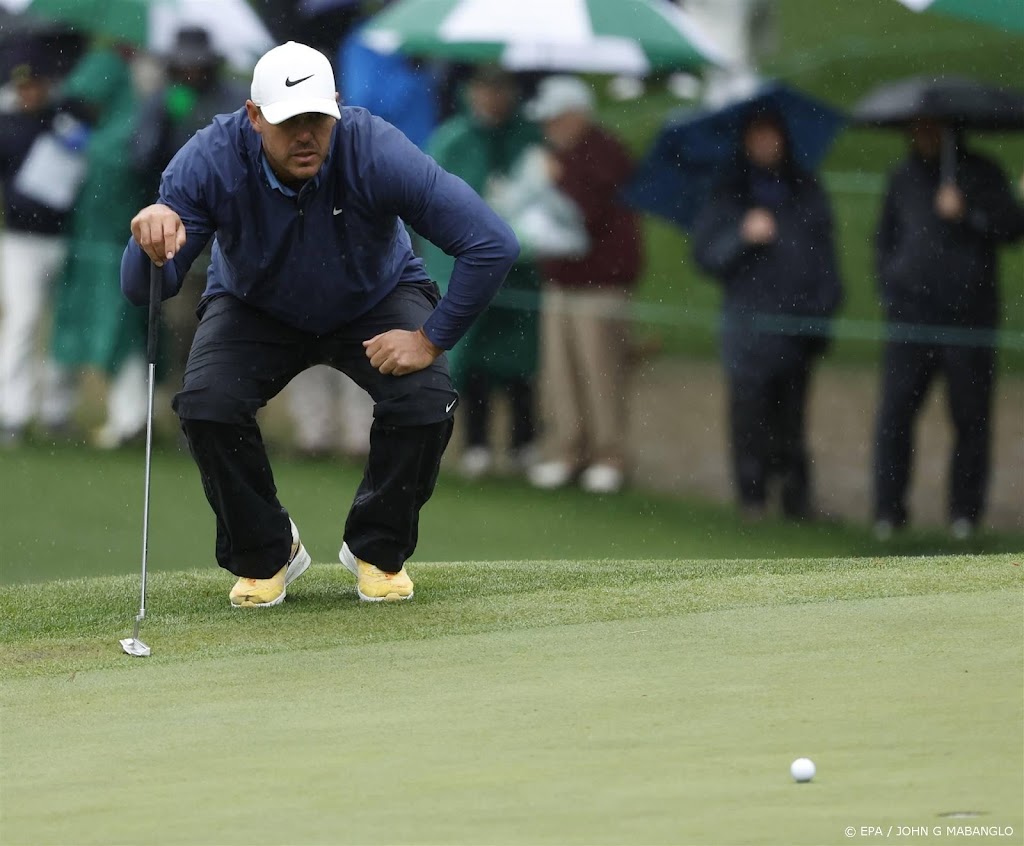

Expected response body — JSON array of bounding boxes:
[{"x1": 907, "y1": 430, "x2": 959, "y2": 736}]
[
  {"x1": 1, "y1": 556, "x2": 1021, "y2": 845},
  {"x1": 4, "y1": 444, "x2": 1023, "y2": 588}
]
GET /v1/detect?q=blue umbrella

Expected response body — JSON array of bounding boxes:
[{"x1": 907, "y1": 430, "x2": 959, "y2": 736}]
[
  {"x1": 298, "y1": 0, "x2": 363, "y2": 15},
  {"x1": 624, "y1": 82, "x2": 846, "y2": 230}
]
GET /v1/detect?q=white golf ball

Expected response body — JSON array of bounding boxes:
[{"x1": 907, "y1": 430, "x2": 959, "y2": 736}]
[{"x1": 791, "y1": 757, "x2": 816, "y2": 782}]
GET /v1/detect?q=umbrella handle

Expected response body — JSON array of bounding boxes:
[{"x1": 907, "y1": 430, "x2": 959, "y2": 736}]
[{"x1": 940, "y1": 128, "x2": 957, "y2": 186}]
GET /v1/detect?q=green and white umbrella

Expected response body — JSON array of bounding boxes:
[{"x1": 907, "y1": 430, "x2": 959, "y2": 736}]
[
  {"x1": 19, "y1": 0, "x2": 274, "y2": 68},
  {"x1": 895, "y1": 0, "x2": 1024, "y2": 33},
  {"x1": 362, "y1": 0, "x2": 726, "y2": 75}
]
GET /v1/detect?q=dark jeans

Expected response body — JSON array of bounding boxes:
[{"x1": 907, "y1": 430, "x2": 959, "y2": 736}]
[
  {"x1": 461, "y1": 370, "x2": 535, "y2": 451},
  {"x1": 172, "y1": 281, "x2": 456, "y2": 578},
  {"x1": 723, "y1": 328, "x2": 822, "y2": 517},
  {"x1": 873, "y1": 340, "x2": 995, "y2": 526}
]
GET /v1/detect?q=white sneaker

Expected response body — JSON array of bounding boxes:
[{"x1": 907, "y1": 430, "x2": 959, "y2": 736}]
[
  {"x1": 92, "y1": 422, "x2": 144, "y2": 450},
  {"x1": 458, "y1": 446, "x2": 493, "y2": 479},
  {"x1": 579, "y1": 463, "x2": 624, "y2": 494},
  {"x1": 873, "y1": 519, "x2": 895, "y2": 541},
  {"x1": 508, "y1": 442, "x2": 539, "y2": 476},
  {"x1": 528, "y1": 460, "x2": 575, "y2": 490},
  {"x1": 951, "y1": 518, "x2": 975, "y2": 540}
]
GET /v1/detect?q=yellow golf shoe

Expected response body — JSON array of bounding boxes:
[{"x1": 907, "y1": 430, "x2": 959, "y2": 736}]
[
  {"x1": 230, "y1": 519, "x2": 311, "y2": 608},
  {"x1": 339, "y1": 542, "x2": 413, "y2": 602}
]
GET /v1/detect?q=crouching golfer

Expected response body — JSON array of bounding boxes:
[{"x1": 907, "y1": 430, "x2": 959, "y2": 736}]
[{"x1": 120, "y1": 42, "x2": 518, "y2": 606}]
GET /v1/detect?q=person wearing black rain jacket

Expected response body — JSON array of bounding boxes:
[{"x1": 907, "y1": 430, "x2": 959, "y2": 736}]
[
  {"x1": 872, "y1": 120, "x2": 1024, "y2": 539},
  {"x1": 694, "y1": 109, "x2": 843, "y2": 521}
]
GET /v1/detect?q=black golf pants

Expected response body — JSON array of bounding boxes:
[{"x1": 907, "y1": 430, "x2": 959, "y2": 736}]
[{"x1": 172, "y1": 282, "x2": 456, "y2": 579}]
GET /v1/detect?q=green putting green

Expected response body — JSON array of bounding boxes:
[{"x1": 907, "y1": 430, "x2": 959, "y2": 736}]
[{"x1": 2, "y1": 556, "x2": 1020, "y2": 844}]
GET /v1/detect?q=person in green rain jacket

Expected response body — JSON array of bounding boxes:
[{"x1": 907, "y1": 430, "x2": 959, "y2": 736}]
[
  {"x1": 51, "y1": 43, "x2": 149, "y2": 448},
  {"x1": 422, "y1": 66, "x2": 541, "y2": 479}
]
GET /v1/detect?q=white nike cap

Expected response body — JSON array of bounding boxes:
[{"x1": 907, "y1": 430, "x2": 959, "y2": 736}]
[{"x1": 251, "y1": 41, "x2": 341, "y2": 125}]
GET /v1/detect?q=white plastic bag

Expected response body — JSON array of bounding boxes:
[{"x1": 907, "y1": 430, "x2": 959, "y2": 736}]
[
  {"x1": 13, "y1": 131, "x2": 87, "y2": 213},
  {"x1": 487, "y1": 145, "x2": 590, "y2": 260}
]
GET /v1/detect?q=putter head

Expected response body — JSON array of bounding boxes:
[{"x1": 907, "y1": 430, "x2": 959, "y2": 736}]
[{"x1": 119, "y1": 637, "x2": 151, "y2": 658}]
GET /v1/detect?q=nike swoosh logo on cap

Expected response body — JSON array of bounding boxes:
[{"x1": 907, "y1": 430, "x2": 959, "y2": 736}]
[{"x1": 285, "y1": 74, "x2": 314, "y2": 87}]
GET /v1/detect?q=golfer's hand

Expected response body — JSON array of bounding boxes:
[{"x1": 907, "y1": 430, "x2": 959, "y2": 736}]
[
  {"x1": 741, "y1": 208, "x2": 777, "y2": 244},
  {"x1": 364, "y1": 328, "x2": 443, "y2": 376},
  {"x1": 131, "y1": 204, "x2": 186, "y2": 266},
  {"x1": 935, "y1": 184, "x2": 965, "y2": 221}
]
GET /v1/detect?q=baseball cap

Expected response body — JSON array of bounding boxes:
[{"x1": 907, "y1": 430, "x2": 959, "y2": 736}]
[
  {"x1": 250, "y1": 41, "x2": 341, "y2": 125},
  {"x1": 524, "y1": 75, "x2": 595, "y2": 122}
]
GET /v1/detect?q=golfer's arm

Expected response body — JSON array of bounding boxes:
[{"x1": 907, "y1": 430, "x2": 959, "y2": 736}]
[
  {"x1": 410, "y1": 173, "x2": 520, "y2": 349},
  {"x1": 120, "y1": 225, "x2": 211, "y2": 306}
]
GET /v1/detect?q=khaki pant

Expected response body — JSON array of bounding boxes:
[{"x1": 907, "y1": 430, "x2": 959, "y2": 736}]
[
  {"x1": 539, "y1": 285, "x2": 631, "y2": 467},
  {"x1": 0, "y1": 231, "x2": 72, "y2": 429}
]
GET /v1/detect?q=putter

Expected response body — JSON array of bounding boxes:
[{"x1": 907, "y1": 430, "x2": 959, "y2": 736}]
[{"x1": 120, "y1": 262, "x2": 162, "y2": 658}]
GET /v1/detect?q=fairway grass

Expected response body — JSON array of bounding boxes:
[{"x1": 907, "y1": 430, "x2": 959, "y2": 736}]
[{"x1": 1, "y1": 556, "x2": 1021, "y2": 845}]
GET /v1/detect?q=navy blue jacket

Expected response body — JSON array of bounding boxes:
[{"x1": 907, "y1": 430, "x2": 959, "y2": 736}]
[
  {"x1": 0, "y1": 107, "x2": 68, "y2": 236},
  {"x1": 693, "y1": 168, "x2": 843, "y2": 323},
  {"x1": 120, "y1": 106, "x2": 519, "y2": 348}
]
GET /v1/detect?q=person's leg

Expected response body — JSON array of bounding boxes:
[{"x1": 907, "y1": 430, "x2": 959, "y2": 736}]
[
  {"x1": 537, "y1": 284, "x2": 584, "y2": 467},
  {"x1": 323, "y1": 280, "x2": 457, "y2": 573},
  {"x1": 173, "y1": 295, "x2": 311, "y2": 578},
  {"x1": 460, "y1": 367, "x2": 491, "y2": 449},
  {"x1": 95, "y1": 352, "x2": 148, "y2": 447},
  {"x1": 728, "y1": 368, "x2": 772, "y2": 510},
  {"x1": 572, "y1": 289, "x2": 631, "y2": 468},
  {"x1": 873, "y1": 340, "x2": 936, "y2": 528},
  {"x1": 778, "y1": 342, "x2": 815, "y2": 520},
  {"x1": 722, "y1": 326, "x2": 773, "y2": 511},
  {"x1": 942, "y1": 343, "x2": 995, "y2": 527},
  {"x1": 456, "y1": 367, "x2": 493, "y2": 477},
  {"x1": 0, "y1": 232, "x2": 67, "y2": 434},
  {"x1": 336, "y1": 372, "x2": 374, "y2": 458},
  {"x1": 506, "y1": 377, "x2": 536, "y2": 452},
  {"x1": 286, "y1": 364, "x2": 343, "y2": 455}
]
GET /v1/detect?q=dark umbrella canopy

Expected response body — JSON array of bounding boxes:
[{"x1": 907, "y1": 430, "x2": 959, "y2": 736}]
[
  {"x1": 851, "y1": 75, "x2": 1024, "y2": 130},
  {"x1": 623, "y1": 82, "x2": 846, "y2": 230}
]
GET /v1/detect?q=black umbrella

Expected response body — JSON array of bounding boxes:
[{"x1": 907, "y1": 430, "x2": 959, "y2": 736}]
[
  {"x1": 852, "y1": 75, "x2": 1024, "y2": 182},
  {"x1": 851, "y1": 75, "x2": 1024, "y2": 131}
]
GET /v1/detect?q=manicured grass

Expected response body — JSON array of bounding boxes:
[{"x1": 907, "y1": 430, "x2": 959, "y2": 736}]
[
  {"x1": 4, "y1": 442, "x2": 1023, "y2": 587},
  {"x1": 1, "y1": 556, "x2": 1020, "y2": 844}
]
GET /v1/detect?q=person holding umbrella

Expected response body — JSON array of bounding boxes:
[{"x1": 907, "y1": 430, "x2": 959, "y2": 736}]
[
  {"x1": 692, "y1": 107, "x2": 843, "y2": 521},
  {"x1": 870, "y1": 117, "x2": 1024, "y2": 540},
  {"x1": 421, "y1": 66, "x2": 542, "y2": 480}
]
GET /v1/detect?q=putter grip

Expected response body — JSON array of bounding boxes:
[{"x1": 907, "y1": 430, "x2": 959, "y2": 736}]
[{"x1": 147, "y1": 263, "x2": 162, "y2": 365}]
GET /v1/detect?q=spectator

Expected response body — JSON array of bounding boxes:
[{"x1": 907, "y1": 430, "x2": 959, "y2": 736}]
[
  {"x1": 872, "y1": 120, "x2": 1024, "y2": 540},
  {"x1": 133, "y1": 27, "x2": 249, "y2": 183},
  {"x1": 132, "y1": 27, "x2": 251, "y2": 386},
  {"x1": 50, "y1": 43, "x2": 150, "y2": 449},
  {"x1": 693, "y1": 109, "x2": 842, "y2": 520},
  {"x1": 337, "y1": 22, "x2": 440, "y2": 149},
  {"x1": 0, "y1": 45, "x2": 74, "y2": 446},
  {"x1": 286, "y1": 364, "x2": 373, "y2": 460},
  {"x1": 421, "y1": 66, "x2": 542, "y2": 479},
  {"x1": 524, "y1": 76, "x2": 643, "y2": 495}
]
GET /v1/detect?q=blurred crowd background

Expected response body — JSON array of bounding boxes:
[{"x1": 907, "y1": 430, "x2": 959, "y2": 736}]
[{"x1": 0, "y1": 0, "x2": 1021, "y2": 541}]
